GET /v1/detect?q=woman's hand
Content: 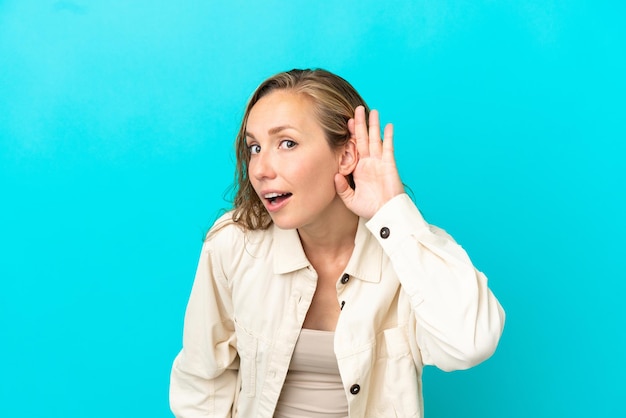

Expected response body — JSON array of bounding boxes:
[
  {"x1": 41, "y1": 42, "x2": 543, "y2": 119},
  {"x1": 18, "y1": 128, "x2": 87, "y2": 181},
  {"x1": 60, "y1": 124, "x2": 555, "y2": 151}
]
[{"x1": 335, "y1": 105, "x2": 405, "y2": 219}]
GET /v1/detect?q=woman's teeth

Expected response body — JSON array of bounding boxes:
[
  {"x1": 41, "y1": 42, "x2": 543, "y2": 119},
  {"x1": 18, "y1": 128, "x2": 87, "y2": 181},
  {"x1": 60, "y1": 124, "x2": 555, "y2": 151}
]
[{"x1": 264, "y1": 192, "x2": 291, "y2": 204}]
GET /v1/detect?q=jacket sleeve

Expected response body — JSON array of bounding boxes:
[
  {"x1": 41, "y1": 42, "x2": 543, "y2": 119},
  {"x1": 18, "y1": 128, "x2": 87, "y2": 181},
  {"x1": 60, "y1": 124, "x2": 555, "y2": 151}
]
[
  {"x1": 366, "y1": 194, "x2": 505, "y2": 371},
  {"x1": 170, "y1": 240, "x2": 239, "y2": 417}
]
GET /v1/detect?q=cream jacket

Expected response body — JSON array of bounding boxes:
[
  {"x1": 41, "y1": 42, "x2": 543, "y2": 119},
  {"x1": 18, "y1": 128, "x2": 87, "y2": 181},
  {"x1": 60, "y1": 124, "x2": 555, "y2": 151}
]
[{"x1": 170, "y1": 194, "x2": 505, "y2": 417}]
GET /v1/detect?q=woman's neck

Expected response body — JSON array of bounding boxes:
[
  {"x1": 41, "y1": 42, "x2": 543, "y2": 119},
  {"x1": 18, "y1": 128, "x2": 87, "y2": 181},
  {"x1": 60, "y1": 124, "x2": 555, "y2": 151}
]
[{"x1": 297, "y1": 202, "x2": 359, "y2": 261}]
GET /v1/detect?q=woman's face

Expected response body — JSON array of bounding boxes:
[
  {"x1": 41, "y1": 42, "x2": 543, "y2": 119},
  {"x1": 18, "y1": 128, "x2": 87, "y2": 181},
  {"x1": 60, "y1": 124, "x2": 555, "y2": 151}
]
[{"x1": 245, "y1": 90, "x2": 347, "y2": 231}]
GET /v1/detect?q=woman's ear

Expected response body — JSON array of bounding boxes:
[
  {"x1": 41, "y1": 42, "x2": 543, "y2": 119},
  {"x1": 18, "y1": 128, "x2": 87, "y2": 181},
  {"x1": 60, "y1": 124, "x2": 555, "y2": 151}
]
[{"x1": 338, "y1": 138, "x2": 358, "y2": 176}]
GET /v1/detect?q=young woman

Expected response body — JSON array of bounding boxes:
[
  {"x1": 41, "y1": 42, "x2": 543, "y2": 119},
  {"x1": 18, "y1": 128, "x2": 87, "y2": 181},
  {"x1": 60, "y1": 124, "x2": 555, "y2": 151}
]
[{"x1": 170, "y1": 69, "x2": 505, "y2": 417}]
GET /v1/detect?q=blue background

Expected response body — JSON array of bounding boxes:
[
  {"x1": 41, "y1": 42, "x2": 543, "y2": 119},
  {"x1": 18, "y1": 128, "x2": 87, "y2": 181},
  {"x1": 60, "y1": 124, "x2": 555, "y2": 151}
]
[{"x1": 1, "y1": 1, "x2": 624, "y2": 417}]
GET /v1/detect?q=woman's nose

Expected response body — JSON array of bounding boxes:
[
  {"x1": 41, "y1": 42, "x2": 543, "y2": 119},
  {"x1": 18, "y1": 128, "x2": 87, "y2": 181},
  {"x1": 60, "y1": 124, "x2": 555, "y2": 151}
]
[{"x1": 250, "y1": 152, "x2": 276, "y2": 181}]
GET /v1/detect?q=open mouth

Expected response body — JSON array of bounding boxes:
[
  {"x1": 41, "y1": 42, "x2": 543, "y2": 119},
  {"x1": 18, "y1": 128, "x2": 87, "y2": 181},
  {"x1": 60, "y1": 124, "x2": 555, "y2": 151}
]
[{"x1": 264, "y1": 192, "x2": 292, "y2": 206}]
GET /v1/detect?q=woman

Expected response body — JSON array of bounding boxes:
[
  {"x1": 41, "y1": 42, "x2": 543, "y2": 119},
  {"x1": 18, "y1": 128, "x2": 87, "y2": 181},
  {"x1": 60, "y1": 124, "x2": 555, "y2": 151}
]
[{"x1": 170, "y1": 68, "x2": 505, "y2": 417}]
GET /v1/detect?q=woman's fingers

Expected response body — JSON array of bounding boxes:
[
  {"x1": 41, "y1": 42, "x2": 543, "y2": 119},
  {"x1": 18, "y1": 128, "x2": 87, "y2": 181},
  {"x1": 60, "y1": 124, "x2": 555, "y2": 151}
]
[
  {"x1": 354, "y1": 106, "x2": 370, "y2": 158},
  {"x1": 368, "y1": 109, "x2": 382, "y2": 158},
  {"x1": 353, "y1": 105, "x2": 389, "y2": 159},
  {"x1": 382, "y1": 122, "x2": 394, "y2": 162},
  {"x1": 342, "y1": 106, "x2": 402, "y2": 218},
  {"x1": 348, "y1": 118, "x2": 356, "y2": 138}
]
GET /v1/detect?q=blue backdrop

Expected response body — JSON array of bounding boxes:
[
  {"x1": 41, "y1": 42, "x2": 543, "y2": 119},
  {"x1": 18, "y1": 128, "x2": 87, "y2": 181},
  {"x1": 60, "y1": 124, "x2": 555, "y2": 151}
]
[{"x1": 1, "y1": 1, "x2": 624, "y2": 417}]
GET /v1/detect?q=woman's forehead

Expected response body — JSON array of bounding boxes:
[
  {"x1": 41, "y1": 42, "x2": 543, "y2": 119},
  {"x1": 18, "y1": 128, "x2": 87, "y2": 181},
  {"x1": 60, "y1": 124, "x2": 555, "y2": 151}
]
[{"x1": 246, "y1": 91, "x2": 318, "y2": 135}]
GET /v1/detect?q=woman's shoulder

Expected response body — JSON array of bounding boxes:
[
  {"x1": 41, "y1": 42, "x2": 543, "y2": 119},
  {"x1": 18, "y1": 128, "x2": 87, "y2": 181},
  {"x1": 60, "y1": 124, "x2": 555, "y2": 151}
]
[
  {"x1": 202, "y1": 211, "x2": 275, "y2": 276},
  {"x1": 204, "y1": 210, "x2": 271, "y2": 248},
  {"x1": 204, "y1": 211, "x2": 242, "y2": 243}
]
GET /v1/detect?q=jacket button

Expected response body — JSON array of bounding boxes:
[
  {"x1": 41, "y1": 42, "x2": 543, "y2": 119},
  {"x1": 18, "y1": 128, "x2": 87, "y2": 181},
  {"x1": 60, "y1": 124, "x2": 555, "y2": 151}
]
[
  {"x1": 340, "y1": 273, "x2": 350, "y2": 284},
  {"x1": 349, "y1": 384, "x2": 361, "y2": 395},
  {"x1": 380, "y1": 227, "x2": 390, "y2": 239}
]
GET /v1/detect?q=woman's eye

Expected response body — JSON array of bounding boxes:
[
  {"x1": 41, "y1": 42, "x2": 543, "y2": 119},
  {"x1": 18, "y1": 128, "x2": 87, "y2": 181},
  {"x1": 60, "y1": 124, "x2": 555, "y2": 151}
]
[
  {"x1": 279, "y1": 140, "x2": 297, "y2": 149},
  {"x1": 248, "y1": 144, "x2": 261, "y2": 155}
]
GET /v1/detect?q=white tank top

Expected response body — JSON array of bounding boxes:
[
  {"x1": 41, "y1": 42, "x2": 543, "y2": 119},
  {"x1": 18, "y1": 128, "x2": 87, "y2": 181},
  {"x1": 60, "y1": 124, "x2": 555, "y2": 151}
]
[{"x1": 273, "y1": 329, "x2": 349, "y2": 418}]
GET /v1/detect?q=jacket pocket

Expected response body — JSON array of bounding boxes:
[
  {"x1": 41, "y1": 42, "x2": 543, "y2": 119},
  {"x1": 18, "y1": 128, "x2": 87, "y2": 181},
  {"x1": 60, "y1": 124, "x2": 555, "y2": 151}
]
[
  {"x1": 370, "y1": 326, "x2": 420, "y2": 417},
  {"x1": 234, "y1": 319, "x2": 258, "y2": 398}
]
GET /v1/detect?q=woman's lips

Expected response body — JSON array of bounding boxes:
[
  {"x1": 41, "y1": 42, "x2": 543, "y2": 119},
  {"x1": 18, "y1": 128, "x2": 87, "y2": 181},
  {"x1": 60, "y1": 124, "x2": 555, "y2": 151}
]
[{"x1": 263, "y1": 192, "x2": 292, "y2": 212}]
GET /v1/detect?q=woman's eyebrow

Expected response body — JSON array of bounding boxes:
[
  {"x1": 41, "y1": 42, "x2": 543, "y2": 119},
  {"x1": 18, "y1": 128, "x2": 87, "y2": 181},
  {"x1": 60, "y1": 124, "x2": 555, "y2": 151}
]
[
  {"x1": 268, "y1": 125, "x2": 297, "y2": 135},
  {"x1": 246, "y1": 125, "x2": 298, "y2": 140}
]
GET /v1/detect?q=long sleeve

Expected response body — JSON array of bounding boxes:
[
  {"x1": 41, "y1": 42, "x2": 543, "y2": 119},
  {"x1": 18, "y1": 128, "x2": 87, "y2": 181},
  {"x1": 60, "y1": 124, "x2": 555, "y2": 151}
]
[
  {"x1": 170, "y1": 241, "x2": 239, "y2": 417},
  {"x1": 366, "y1": 194, "x2": 505, "y2": 371}
]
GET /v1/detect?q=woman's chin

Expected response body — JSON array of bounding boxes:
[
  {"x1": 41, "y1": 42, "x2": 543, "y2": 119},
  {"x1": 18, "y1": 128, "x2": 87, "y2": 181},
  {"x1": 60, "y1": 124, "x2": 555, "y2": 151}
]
[{"x1": 270, "y1": 217, "x2": 301, "y2": 231}]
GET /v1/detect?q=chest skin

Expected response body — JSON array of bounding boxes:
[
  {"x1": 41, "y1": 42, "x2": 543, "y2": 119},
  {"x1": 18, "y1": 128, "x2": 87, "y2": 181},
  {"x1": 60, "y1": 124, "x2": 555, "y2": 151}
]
[
  {"x1": 301, "y1": 242, "x2": 354, "y2": 331},
  {"x1": 301, "y1": 266, "x2": 344, "y2": 331}
]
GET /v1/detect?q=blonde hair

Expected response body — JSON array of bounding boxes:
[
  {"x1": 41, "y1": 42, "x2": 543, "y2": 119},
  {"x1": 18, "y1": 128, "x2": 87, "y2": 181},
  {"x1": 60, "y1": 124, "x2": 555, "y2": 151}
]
[{"x1": 230, "y1": 68, "x2": 370, "y2": 231}]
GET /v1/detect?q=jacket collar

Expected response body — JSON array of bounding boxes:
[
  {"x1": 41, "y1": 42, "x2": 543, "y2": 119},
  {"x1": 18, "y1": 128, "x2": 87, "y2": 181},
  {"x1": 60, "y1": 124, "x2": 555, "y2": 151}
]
[
  {"x1": 272, "y1": 225, "x2": 311, "y2": 274},
  {"x1": 272, "y1": 217, "x2": 382, "y2": 283}
]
